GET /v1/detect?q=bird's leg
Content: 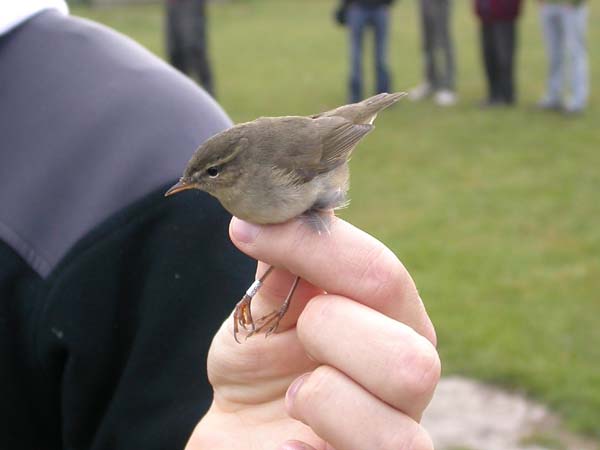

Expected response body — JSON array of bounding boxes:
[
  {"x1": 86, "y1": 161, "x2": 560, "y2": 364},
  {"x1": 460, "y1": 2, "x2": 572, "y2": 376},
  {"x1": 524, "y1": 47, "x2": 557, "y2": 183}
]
[
  {"x1": 248, "y1": 275, "x2": 300, "y2": 338},
  {"x1": 233, "y1": 265, "x2": 274, "y2": 343}
]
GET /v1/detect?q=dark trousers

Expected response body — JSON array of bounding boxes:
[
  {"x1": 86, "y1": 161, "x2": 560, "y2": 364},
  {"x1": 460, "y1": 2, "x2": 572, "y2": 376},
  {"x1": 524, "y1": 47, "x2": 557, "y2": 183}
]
[
  {"x1": 419, "y1": 0, "x2": 455, "y2": 91},
  {"x1": 166, "y1": 0, "x2": 214, "y2": 95},
  {"x1": 347, "y1": 4, "x2": 391, "y2": 103},
  {"x1": 480, "y1": 21, "x2": 516, "y2": 104}
]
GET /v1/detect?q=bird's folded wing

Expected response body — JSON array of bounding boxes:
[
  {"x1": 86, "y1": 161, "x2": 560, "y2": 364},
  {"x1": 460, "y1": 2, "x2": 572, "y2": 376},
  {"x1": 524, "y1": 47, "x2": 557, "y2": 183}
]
[
  {"x1": 316, "y1": 116, "x2": 373, "y2": 169},
  {"x1": 269, "y1": 116, "x2": 373, "y2": 184}
]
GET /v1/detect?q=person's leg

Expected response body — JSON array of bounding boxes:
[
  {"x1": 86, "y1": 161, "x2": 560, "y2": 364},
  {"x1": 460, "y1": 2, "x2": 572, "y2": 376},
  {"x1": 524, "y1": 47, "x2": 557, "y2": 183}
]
[
  {"x1": 166, "y1": 2, "x2": 187, "y2": 74},
  {"x1": 480, "y1": 22, "x2": 498, "y2": 103},
  {"x1": 495, "y1": 20, "x2": 516, "y2": 104},
  {"x1": 434, "y1": 0, "x2": 455, "y2": 92},
  {"x1": 189, "y1": 7, "x2": 214, "y2": 95},
  {"x1": 422, "y1": 0, "x2": 437, "y2": 89},
  {"x1": 373, "y1": 5, "x2": 391, "y2": 95},
  {"x1": 539, "y1": 3, "x2": 564, "y2": 107},
  {"x1": 431, "y1": 0, "x2": 457, "y2": 105},
  {"x1": 409, "y1": 0, "x2": 434, "y2": 100},
  {"x1": 564, "y1": 3, "x2": 588, "y2": 112},
  {"x1": 180, "y1": 0, "x2": 204, "y2": 78},
  {"x1": 348, "y1": 5, "x2": 367, "y2": 102}
]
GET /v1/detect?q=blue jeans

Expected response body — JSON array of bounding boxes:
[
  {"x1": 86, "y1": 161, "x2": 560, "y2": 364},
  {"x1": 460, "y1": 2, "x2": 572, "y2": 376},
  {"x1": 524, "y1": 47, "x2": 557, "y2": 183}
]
[
  {"x1": 348, "y1": 4, "x2": 391, "y2": 103},
  {"x1": 540, "y1": 3, "x2": 589, "y2": 110}
]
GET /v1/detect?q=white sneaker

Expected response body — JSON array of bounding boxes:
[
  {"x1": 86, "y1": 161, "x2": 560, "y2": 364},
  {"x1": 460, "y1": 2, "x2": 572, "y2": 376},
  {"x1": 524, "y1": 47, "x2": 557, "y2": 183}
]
[
  {"x1": 408, "y1": 83, "x2": 432, "y2": 101},
  {"x1": 562, "y1": 102, "x2": 584, "y2": 116},
  {"x1": 434, "y1": 90, "x2": 457, "y2": 107},
  {"x1": 537, "y1": 97, "x2": 562, "y2": 111}
]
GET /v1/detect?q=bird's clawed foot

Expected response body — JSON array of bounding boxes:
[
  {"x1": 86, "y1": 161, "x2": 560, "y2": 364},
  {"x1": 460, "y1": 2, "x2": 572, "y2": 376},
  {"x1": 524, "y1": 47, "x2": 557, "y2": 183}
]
[
  {"x1": 246, "y1": 308, "x2": 285, "y2": 339},
  {"x1": 233, "y1": 266, "x2": 274, "y2": 343},
  {"x1": 233, "y1": 294, "x2": 255, "y2": 344},
  {"x1": 233, "y1": 269, "x2": 300, "y2": 343},
  {"x1": 245, "y1": 275, "x2": 300, "y2": 339}
]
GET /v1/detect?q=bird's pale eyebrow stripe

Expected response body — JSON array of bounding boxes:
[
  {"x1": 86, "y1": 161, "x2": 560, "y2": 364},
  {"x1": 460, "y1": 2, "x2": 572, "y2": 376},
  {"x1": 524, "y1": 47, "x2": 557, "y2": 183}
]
[{"x1": 200, "y1": 137, "x2": 248, "y2": 172}]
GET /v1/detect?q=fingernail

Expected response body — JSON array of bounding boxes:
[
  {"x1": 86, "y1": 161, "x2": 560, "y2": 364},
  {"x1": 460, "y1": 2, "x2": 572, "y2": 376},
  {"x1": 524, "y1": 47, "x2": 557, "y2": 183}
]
[
  {"x1": 286, "y1": 372, "x2": 310, "y2": 406},
  {"x1": 231, "y1": 217, "x2": 261, "y2": 243}
]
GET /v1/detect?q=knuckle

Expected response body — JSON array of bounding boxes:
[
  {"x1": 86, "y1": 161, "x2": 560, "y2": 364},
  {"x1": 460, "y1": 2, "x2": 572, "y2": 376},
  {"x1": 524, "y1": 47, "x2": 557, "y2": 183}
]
[
  {"x1": 411, "y1": 340, "x2": 441, "y2": 397},
  {"x1": 408, "y1": 427, "x2": 435, "y2": 450},
  {"x1": 357, "y1": 244, "x2": 407, "y2": 301},
  {"x1": 381, "y1": 422, "x2": 432, "y2": 450},
  {"x1": 392, "y1": 338, "x2": 441, "y2": 399},
  {"x1": 298, "y1": 294, "x2": 334, "y2": 334},
  {"x1": 296, "y1": 365, "x2": 337, "y2": 410}
]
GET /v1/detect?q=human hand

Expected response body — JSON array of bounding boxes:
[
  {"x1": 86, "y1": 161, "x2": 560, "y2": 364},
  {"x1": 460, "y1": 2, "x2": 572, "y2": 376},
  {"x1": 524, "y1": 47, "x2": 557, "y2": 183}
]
[{"x1": 185, "y1": 217, "x2": 440, "y2": 450}]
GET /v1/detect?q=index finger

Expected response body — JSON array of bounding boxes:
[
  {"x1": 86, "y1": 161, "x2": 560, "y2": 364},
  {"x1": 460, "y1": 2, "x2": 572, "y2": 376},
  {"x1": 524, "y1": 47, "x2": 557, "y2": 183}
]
[{"x1": 229, "y1": 217, "x2": 436, "y2": 345}]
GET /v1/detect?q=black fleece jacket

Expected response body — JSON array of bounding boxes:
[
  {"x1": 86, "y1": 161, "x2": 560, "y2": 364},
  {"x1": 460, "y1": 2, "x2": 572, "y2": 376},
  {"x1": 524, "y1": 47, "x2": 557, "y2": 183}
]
[{"x1": 0, "y1": 10, "x2": 253, "y2": 450}]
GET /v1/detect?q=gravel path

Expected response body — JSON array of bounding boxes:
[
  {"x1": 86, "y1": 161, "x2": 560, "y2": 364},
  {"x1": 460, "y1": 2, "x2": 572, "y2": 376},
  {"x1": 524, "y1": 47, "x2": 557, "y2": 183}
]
[{"x1": 422, "y1": 376, "x2": 599, "y2": 450}]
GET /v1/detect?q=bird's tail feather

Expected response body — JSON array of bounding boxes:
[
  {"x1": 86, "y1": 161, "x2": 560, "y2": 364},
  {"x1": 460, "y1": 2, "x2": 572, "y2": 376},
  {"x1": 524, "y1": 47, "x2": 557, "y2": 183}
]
[{"x1": 359, "y1": 92, "x2": 407, "y2": 114}]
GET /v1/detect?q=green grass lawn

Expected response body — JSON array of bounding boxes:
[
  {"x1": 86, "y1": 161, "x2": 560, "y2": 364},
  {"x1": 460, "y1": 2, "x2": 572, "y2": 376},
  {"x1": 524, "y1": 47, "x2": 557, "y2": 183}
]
[{"x1": 72, "y1": 0, "x2": 600, "y2": 439}]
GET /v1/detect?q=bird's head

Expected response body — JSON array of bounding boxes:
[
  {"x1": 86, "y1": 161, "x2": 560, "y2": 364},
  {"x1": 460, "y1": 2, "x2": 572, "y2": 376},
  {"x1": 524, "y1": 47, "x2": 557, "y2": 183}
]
[{"x1": 165, "y1": 127, "x2": 249, "y2": 198}]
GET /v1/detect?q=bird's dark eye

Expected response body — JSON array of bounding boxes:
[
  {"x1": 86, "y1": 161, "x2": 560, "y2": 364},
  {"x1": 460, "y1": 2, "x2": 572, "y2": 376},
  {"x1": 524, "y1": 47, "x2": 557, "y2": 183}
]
[{"x1": 206, "y1": 166, "x2": 220, "y2": 178}]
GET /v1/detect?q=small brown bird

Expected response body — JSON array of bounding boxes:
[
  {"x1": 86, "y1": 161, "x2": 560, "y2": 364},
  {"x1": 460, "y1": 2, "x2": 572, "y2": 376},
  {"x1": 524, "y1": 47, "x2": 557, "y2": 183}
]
[{"x1": 166, "y1": 92, "x2": 405, "y2": 342}]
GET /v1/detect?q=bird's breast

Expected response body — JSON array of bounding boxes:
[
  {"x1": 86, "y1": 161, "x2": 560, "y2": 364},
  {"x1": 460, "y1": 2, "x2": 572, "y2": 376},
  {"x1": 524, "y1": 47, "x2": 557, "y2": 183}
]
[{"x1": 216, "y1": 165, "x2": 349, "y2": 225}]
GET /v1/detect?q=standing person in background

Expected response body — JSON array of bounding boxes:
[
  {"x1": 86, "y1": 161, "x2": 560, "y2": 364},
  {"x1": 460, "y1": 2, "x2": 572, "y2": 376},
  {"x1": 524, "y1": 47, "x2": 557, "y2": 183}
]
[
  {"x1": 166, "y1": 0, "x2": 214, "y2": 96},
  {"x1": 409, "y1": 0, "x2": 457, "y2": 107},
  {"x1": 537, "y1": 0, "x2": 589, "y2": 115},
  {"x1": 338, "y1": 0, "x2": 395, "y2": 103},
  {"x1": 474, "y1": 0, "x2": 523, "y2": 107}
]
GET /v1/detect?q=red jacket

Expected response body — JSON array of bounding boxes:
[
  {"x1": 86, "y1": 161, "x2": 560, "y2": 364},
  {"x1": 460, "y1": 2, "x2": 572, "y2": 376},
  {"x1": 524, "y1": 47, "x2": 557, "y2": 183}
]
[{"x1": 475, "y1": 0, "x2": 523, "y2": 22}]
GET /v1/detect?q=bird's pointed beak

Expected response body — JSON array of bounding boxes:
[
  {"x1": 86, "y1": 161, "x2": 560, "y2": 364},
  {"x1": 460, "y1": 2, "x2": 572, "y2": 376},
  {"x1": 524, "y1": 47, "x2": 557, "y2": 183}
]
[{"x1": 164, "y1": 179, "x2": 197, "y2": 197}]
